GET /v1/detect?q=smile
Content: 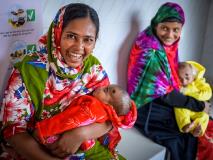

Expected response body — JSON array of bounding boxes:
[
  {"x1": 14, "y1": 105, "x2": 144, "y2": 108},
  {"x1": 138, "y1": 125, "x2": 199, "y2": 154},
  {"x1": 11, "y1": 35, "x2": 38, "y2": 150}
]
[
  {"x1": 163, "y1": 38, "x2": 173, "y2": 42},
  {"x1": 66, "y1": 52, "x2": 83, "y2": 61}
]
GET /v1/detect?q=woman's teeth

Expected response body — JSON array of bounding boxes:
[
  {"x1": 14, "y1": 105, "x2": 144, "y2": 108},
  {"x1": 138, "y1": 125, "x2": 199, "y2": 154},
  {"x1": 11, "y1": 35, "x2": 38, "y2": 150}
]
[{"x1": 67, "y1": 53, "x2": 82, "y2": 59}]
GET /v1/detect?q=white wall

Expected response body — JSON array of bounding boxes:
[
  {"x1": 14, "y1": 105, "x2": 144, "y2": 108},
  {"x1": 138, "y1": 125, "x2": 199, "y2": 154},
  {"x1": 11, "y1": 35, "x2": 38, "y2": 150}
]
[{"x1": 202, "y1": 0, "x2": 213, "y2": 84}]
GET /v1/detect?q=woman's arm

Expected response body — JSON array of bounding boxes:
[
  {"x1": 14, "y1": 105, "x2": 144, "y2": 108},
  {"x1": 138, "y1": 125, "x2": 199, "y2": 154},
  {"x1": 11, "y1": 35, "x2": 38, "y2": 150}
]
[
  {"x1": 158, "y1": 89, "x2": 207, "y2": 112},
  {"x1": 35, "y1": 96, "x2": 108, "y2": 144},
  {"x1": 1, "y1": 69, "x2": 57, "y2": 159},
  {"x1": 47, "y1": 121, "x2": 112, "y2": 158},
  {"x1": 7, "y1": 132, "x2": 60, "y2": 160}
]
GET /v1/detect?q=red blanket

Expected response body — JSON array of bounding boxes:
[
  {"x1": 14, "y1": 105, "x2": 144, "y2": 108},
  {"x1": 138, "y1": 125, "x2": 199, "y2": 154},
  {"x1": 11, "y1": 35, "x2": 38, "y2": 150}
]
[{"x1": 36, "y1": 95, "x2": 137, "y2": 151}]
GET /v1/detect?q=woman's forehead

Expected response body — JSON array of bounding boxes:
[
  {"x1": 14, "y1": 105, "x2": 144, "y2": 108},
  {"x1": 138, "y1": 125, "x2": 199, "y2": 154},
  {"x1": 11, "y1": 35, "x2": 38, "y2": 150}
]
[
  {"x1": 157, "y1": 21, "x2": 183, "y2": 28},
  {"x1": 62, "y1": 17, "x2": 96, "y2": 37}
]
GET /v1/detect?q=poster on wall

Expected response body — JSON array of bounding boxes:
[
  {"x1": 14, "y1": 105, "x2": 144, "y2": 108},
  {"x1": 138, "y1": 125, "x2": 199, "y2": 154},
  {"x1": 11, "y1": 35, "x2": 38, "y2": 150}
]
[{"x1": 0, "y1": 0, "x2": 43, "y2": 100}]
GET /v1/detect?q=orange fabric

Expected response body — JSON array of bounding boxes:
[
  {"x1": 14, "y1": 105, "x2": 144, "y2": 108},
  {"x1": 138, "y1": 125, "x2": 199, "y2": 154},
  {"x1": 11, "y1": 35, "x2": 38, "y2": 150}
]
[{"x1": 36, "y1": 95, "x2": 137, "y2": 150}]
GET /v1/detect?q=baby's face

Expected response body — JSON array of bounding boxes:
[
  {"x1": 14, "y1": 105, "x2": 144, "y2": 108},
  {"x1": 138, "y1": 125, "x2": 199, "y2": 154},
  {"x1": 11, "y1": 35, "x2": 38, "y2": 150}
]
[
  {"x1": 178, "y1": 66, "x2": 195, "y2": 87},
  {"x1": 92, "y1": 85, "x2": 122, "y2": 112}
]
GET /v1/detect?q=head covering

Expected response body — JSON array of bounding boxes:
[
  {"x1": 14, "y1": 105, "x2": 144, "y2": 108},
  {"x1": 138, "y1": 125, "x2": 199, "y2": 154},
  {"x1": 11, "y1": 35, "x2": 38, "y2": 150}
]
[
  {"x1": 37, "y1": 4, "x2": 100, "y2": 78},
  {"x1": 39, "y1": 5, "x2": 80, "y2": 78},
  {"x1": 127, "y1": 2, "x2": 184, "y2": 108},
  {"x1": 151, "y1": 2, "x2": 185, "y2": 27}
]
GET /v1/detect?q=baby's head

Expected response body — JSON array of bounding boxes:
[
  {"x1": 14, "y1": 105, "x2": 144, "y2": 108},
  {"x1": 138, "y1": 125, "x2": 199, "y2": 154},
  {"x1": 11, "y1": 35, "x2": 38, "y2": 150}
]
[
  {"x1": 178, "y1": 62, "x2": 197, "y2": 87},
  {"x1": 92, "y1": 84, "x2": 131, "y2": 115}
]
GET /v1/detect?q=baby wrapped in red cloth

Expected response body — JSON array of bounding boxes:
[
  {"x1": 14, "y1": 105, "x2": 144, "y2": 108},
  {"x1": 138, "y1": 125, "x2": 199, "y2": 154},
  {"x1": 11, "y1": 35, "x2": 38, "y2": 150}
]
[{"x1": 35, "y1": 84, "x2": 137, "y2": 153}]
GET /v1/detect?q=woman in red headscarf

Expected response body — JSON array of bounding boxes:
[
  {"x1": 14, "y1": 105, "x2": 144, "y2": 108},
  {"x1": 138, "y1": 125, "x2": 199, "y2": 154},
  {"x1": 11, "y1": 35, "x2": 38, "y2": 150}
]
[{"x1": 0, "y1": 3, "x2": 126, "y2": 160}]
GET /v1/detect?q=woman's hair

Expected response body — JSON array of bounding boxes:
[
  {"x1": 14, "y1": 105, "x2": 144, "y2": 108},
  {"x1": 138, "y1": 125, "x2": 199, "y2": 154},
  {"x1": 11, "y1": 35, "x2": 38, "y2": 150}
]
[{"x1": 63, "y1": 3, "x2": 100, "y2": 39}]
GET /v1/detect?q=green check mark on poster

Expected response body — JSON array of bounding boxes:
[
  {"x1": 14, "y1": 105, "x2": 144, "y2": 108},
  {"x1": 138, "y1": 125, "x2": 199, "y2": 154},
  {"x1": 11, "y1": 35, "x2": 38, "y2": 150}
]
[
  {"x1": 27, "y1": 9, "x2": 35, "y2": 21},
  {"x1": 27, "y1": 44, "x2": 37, "y2": 53}
]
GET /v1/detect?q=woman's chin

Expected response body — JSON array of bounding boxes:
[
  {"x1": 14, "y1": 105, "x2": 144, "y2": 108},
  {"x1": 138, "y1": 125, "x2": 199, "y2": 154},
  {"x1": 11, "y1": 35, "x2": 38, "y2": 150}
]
[
  {"x1": 162, "y1": 40, "x2": 177, "y2": 46},
  {"x1": 66, "y1": 61, "x2": 82, "y2": 68}
]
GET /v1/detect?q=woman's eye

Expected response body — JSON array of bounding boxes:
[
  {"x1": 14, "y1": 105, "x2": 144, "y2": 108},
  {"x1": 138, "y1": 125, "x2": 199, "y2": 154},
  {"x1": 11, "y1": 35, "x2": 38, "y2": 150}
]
[
  {"x1": 84, "y1": 38, "x2": 94, "y2": 44},
  {"x1": 174, "y1": 28, "x2": 179, "y2": 33},
  {"x1": 67, "y1": 34, "x2": 75, "y2": 39},
  {"x1": 161, "y1": 27, "x2": 168, "y2": 31}
]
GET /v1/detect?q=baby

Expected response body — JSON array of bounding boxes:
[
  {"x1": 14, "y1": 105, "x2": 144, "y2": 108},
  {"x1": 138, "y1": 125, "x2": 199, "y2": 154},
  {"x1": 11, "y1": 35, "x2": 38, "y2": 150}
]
[
  {"x1": 34, "y1": 84, "x2": 137, "y2": 158},
  {"x1": 174, "y1": 61, "x2": 212, "y2": 137}
]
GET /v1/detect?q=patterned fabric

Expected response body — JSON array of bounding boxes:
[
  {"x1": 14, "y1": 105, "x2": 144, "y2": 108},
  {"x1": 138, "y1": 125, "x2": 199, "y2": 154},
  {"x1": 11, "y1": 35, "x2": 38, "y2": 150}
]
[
  {"x1": 36, "y1": 95, "x2": 137, "y2": 152},
  {"x1": 127, "y1": 2, "x2": 184, "y2": 108},
  {"x1": 82, "y1": 140, "x2": 126, "y2": 160},
  {"x1": 0, "y1": 4, "x2": 109, "y2": 160}
]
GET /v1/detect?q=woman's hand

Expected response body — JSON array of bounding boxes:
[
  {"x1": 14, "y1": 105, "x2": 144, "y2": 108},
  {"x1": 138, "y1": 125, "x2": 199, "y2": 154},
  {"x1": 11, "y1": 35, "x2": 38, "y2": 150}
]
[
  {"x1": 46, "y1": 128, "x2": 84, "y2": 158},
  {"x1": 6, "y1": 132, "x2": 60, "y2": 160},
  {"x1": 47, "y1": 121, "x2": 112, "y2": 158}
]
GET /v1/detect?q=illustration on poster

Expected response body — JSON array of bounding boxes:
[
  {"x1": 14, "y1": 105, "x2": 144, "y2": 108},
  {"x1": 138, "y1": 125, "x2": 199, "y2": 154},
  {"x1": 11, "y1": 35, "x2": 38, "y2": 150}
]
[
  {"x1": 9, "y1": 8, "x2": 26, "y2": 27},
  {"x1": 7, "y1": 4, "x2": 35, "y2": 28},
  {"x1": 9, "y1": 40, "x2": 27, "y2": 64},
  {"x1": 8, "y1": 8, "x2": 26, "y2": 28}
]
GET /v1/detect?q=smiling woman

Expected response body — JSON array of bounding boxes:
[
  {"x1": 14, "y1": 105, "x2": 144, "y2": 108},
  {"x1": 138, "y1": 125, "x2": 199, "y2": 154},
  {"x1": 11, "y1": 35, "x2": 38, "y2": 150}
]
[
  {"x1": 0, "y1": 3, "x2": 124, "y2": 160},
  {"x1": 127, "y1": 2, "x2": 209, "y2": 160}
]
